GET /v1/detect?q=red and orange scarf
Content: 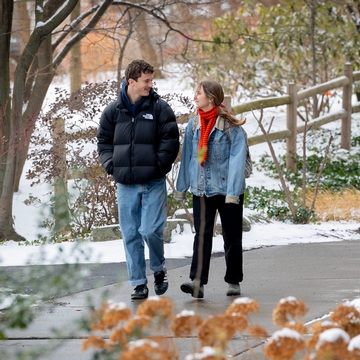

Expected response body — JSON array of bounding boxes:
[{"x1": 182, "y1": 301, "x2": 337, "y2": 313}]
[{"x1": 198, "y1": 106, "x2": 218, "y2": 166}]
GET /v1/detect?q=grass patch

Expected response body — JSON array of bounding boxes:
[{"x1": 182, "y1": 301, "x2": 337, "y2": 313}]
[{"x1": 307, "y1": 188, "x2": 360, "y2": 221}]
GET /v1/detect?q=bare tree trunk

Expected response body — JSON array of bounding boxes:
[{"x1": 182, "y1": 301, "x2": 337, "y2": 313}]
[
  {"x1": 0, "y1": 0, "x2": 23, "y2": 241},
  {"x1": 11, "y1": 1, "x2": 34, "y2": 192},
  {"x1": 13, "y1": 34, "x2": 54, "y2": 192},
  {"x1": 0, "y1": 118, "x2": 23, "y2": 240},
  {"x1": 12, "y1": 1, "x2": 31, "y2": 54},
  {"x1": 0, "y1": 0, "x2": 13, "y2": 195},
  {"x1": 310, "y1": 0, "x2": 318, "y2": 119},
  {"x1": 135, "y1": 9, "x2": 162, "y2": 78},
  {"x1": 0, "y1": 0, "x2": 79, "y2": 241},
  {"x1": 13, "y1": 1, "x2": 55, "y2": 191},
  {"x1": 14, "y1": 0, "x2": 114, "y2": 195},
  {"x1": 117, "y1": 12, "x2": 135, "y2": 83},
  {"x1": 70, "y1": 0, "x2": 82, "y2": 93}
]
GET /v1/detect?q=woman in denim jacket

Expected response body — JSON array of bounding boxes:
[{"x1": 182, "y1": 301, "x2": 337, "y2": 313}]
[{"x1": 175, "y1": 80, "x2": 247, "y2": 298}]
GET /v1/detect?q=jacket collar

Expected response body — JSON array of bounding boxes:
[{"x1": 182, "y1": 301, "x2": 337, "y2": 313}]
[
  {"x1": 116, "y1": 80, "x2": 159, "y2": 111},
  {"x1": 195, "y1": 115, "x2": 226, "y2": 131}
]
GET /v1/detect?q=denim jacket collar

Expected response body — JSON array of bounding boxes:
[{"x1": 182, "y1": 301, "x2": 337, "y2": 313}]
[{"x1": 195, "y1": 115, "x2": 226, "y2": 131}]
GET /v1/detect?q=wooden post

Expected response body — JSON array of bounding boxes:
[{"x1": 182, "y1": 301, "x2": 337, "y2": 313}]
[
  {"x1": 223, "y1": 95, "x2": 231, "y2": 111},
  {"x1": 286, "y1": 83, "x2": 297, "y2": 172},
  {"x1": 53, "y1": 118, "x2": 70, "y2": 233},
  {"x1": 341, "y1": 63, "x2": 353, "y2": 150}
]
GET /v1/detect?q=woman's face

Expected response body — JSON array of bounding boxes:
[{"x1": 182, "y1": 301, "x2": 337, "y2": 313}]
[{"x1": 194, "y1": 85, "x2": 213, "y2": 112}]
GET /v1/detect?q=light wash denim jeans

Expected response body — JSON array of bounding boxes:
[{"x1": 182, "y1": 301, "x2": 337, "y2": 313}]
[{"x1": 117, "y1": 177, "x2": 167, "y2": 287}]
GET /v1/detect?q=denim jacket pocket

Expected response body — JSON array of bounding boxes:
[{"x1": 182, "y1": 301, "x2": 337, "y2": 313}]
[{"x1": 212, "y1": 139, "x2": 230, "y2": 160}]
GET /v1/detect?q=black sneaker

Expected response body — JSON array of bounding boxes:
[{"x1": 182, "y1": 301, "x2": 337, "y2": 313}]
[
  {"x1": 131, "y1": 284, "x2": 149, "y2": 300},
  {"x1": 154, "y1": 270, "x2": 168, "y2": 295}
]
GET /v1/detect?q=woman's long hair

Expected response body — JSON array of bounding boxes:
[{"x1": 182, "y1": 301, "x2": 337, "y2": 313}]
[{"x1": 199, "y1": 80, "x2": 246, "y2": 126}]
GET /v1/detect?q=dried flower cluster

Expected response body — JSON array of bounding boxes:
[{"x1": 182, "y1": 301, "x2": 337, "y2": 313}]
[
  {"x1": 304, "y1": 299, "x2": 360, "y2": 360},
  {"x1": 272, "y1": 296, "x2": 309, "y2": 327},
  {"x1": 82, "y1": 296, "x2": 177, "y2": 357},
  {"x1": 265, "y1": 297, "x2": 360, "y2": 360},
  {"x1": 82, "y1": 295, "x2": 360, "y2": 360},
  {"x1": 89, "y1": 300, "x2": 132, "y2": 332},
  {"x1": 184, "y1": 346, "x2": 227, "y2": 360},
  {"x1": 330, "y1": 302, "x2": 360, "y2": 338},
  {"x1": 121, "y1": 339, "x2": 175, "y2": 360},
  {"x1": 136, "y1": 296, "x2": 174, "y2": 322},
  {"x1": 264, "y1": 327, "x2": 305, "y2": 360},
  {"x1": 171, "y1": 310, "x2": 202, "y2": 337}
]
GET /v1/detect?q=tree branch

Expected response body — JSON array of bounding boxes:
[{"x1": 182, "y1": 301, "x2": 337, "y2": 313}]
[
  {"x1": 111, "y1": 0, "x2": 241, "y2": 46},
  {"x1": 13, "y1": 0, "x2": 78, "y2": 126},
  {"x1": 52, "y1": 5, "x2": 100, "y2": 51},
  {"x1": 52, "y1": 0, "x2": 113, "y2": 70}
]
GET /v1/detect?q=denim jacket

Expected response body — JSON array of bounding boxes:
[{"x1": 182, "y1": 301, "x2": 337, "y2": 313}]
[{"x1": 175, "y1": 115, "x2": 247, "y2": 204}]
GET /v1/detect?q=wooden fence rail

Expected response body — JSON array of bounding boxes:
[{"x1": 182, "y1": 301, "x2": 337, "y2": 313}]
[
  {"x1": 236, "y1": 63, "x2": 360, "y2": 172},
  {"x1": 53, "y1": 63, "x2": 360, "y2": 230}
]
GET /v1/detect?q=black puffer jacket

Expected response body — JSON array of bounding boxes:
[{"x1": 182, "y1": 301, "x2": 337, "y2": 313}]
[{"x1": 97, "y1": 88, "x2": 179, "y2": 184}]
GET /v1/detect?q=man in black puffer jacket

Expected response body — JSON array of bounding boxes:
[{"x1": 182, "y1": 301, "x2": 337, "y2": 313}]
[{"x1": 97, "y1": 59, "x2": 179, "y2": 300}]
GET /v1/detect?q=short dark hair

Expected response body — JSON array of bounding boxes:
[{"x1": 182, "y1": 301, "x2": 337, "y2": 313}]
[{"x1": 125, "y1": 59, "x2": 154, "y2": 82}]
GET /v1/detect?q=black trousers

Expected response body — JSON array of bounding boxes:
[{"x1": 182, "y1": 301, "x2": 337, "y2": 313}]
[{"x1": 190, "y1": 194, "x2": 244, "y2": 285}]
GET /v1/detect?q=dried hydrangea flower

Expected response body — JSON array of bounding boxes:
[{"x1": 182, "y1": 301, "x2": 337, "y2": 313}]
[
  {"x1": 227, "y1": 312, "x2": 248, "y2": 333},
  {"x1": 89, "y1": 300, "x2": 131, "y2": 331},
  {"x1": 225, "y1": 297, "x2": 259, "y2": 316},
  {"x1": 171, "y1": 309, "x2": 202, "y2": 337},
  {"x1": 284, "y1": 320, "x2": 307, "y2": 335},
  {"x1": 120, "y1": 338, "x2": 175, "y2": 360},
  {"x1": 247, "y1": 324, "x2": 269, "y2": 338},
  {"x1": 197, "y1": 313, "x2": 237, "y2": 347},
  {"x1": 124, "y1": 315, "x2": 152, "y2": 336},
  {"x1": 136, "y1": 296, "x2": 174, "y2": 322},
  {"x1": 330, "y1": 301, "x2": 360, "y2": 337},
  {"x1": 184, "y1": 346, "x2": 226, "y2": 360},
  {"x1": 348, "y1": 334, "x2": 360, "y2": 360},
  {"x1": 315, "y1": 327, "x2": 350, "y2": 359},
  {"x1": 263, "y1": 327, "x2": 305, "y2": 360},
  {"x1": 307, "y1": 321, "x2": 337, "y2": 349},
  {"x1": 81, "y1": 335, "x2": 109, "y2": 351},
  {"x1": 272, "y1": 296, "x2": 308, "y2": 328},
  {"x1": 109, "y1": 327, "x2": 127, "y2": 344},
  {"x1": 330, "y1": 303, "x2": 360, "y2": 326}
]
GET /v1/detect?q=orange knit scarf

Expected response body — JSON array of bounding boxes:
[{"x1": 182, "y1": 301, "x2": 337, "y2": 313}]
[{"x1": 198, "y1": 106, "x2": 218, "y2": 167}]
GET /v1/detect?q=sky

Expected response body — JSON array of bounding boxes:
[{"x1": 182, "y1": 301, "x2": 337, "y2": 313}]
[{"x1": 1, "y1": 70, "x2": 360, "y2": 267}]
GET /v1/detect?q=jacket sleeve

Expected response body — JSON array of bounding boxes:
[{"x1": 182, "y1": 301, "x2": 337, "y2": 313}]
[
  {"x1": 156, "y1": 100, "x2": 180, "y2": 173},
  {"x1": 175, "y1": 117, "x2": 195, "y2": 200},
  {"x1": 225, "y1": 125, "x2": 247, "y2": 203},
  {"x1": 96, "y1": 102, "x2": 116, "y2": 175}
]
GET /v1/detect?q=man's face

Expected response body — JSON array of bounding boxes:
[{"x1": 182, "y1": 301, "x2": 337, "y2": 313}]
[{"x1": 128, "y1": 72, "x2": 153, "y2": 100}]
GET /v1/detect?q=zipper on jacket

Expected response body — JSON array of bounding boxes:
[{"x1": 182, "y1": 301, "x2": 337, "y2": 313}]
[{"x1": 131, "y1": 117, "x2": 135, "y2": 182}]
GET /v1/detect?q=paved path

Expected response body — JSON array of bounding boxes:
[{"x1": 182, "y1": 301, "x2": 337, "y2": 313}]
[{"x1": 1, "y1": 240, "x2": 360, "y2": 359}]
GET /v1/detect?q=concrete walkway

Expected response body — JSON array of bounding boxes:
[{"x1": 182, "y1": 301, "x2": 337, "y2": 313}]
[{"x1": 1, "y1": 240, "x2": 360, "y2": 359}]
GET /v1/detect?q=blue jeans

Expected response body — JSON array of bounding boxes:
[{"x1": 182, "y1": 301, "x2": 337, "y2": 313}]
[{"x1": 117, "y1": 177, "x2": 167, "y2": 286}]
